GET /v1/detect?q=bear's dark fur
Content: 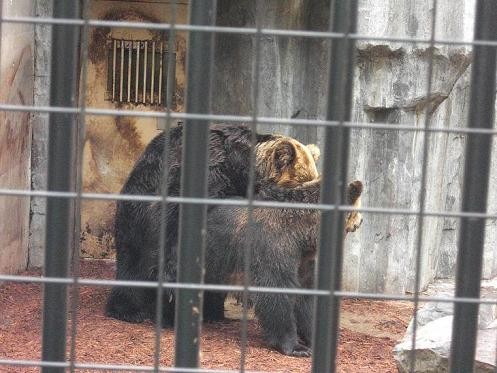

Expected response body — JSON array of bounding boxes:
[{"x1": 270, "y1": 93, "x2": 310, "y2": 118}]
[
  {"x1": 106, "y1": 123, "x2": 320, "y2": 326},
  {"x1": 195, "y1": 179, "x2": 363, "y2": 357}
]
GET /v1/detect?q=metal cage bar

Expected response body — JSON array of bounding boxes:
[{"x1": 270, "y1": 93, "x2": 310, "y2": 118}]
[
  {"x1": 68, "y1": 1, "x2": 91, "y2": 372},
  {"x1": 311, "y1": 1, "x2": 358, "y2": 372},
  {"x1": 41, "y1": 2, "x2": 81, "y2": 373},
  {"x1": 409, "y1": 1, "x2": 439, "y2": 371},
  {"x1": 174, "y1": 0, "x2": 217, "y2": 368},
  {"x1": 3, "y1": 14, "x2": 497, "y2": 47},
  {"x1": 153, "y1": 2, "x2": 178, "y2": 371},
  {"x1": 4, "y1": 100, "x2": 497, "y2": 135},
  {"x1": 239, "y1": 1, "x2": 263, "y2": 370},
  {"x1": 6, "y1": 186, "x2": 497, "y2": 220},
  {"x1": 449, "y1": 1, "x2": 497, "y2": 372}
]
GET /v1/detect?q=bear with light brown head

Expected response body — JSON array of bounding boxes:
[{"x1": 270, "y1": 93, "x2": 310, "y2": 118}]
[
  {"x1": 255, "y1": 136, "x2": 320, "y2": 187},
  {"x1": 106, "y1": 123, "x2": 322, "y2": 326},
  {"x1": 201, "y1": 177, "x2": 363, "y2": 357}
]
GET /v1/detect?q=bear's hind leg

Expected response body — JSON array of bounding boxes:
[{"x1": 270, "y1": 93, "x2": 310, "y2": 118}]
[
  {"x1": 254, "y1": 291, "x2": 311, "y2": 357},
  {"x1": 159, "y1": 291, "x2": 176, "y2": 327},
  {"x1": 203, "y1": 292, "x2": 226, "y2": 322},
  {"x1": 294, "y1": 294, "x2": 313, "y2": 347},
  {"x1": 105, "y1": 286, "x2": 152, "y2": 323}
]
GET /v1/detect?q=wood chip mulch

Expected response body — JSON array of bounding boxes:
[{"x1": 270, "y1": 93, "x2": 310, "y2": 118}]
[{"x1": 0, "y1": 260, "x2": 411, "y2": 372}]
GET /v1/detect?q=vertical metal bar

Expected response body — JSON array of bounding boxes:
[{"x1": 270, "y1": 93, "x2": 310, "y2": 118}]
[
  {"x1": 311, "y1": 1, "x2": 358, "y2": 372},
  {"x1": 153, "y1": 6, "x2": 178, "y2": 372},
  {"x1": 135, "y1": 41, "x2": 140, "y2": 103},
  {"x1": 151, "y1": 41, "x2": 156, "y2": 104},
  {"x1": 127, "y1": 41, "x2": 132, "y2": 103},
  {"x1": 174, "y1": 0, "x2": 217, "y2": 369},
  {"x1": 112, "y1": 39, "x2": 117, "y2": 102},
  {"x1": 158, "y1": 41, "x2": 163, "y2": 105},
  {"x1": 449, "y1": 1, "x2": 497, "y2": 372},
  {"x1": 143, "y1": 41, "x2": 148, "y2": 103},
  {"x1": 239, "y1": 1, "x2": 262, "y2": 371},
  {"x1": 409, "y1": 1, "x2": 438, "y2": 372},
  {"x1": 120, "y1": 39, "x2": 124, "y2": 102},
  {"x1": 68, "y1": 1, "x2": 91, "y2": 371},
  {"x1": 42, "y1": 3, "x2": 81, "y2": 373}
]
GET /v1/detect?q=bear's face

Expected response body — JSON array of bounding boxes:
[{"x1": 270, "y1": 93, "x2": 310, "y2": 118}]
[
  {"x1": 255, "y1": 137, "x2": 320, "y2": 188},
  {"x1": 345, "y1": 180, "x2": 363, "y2": 233}
]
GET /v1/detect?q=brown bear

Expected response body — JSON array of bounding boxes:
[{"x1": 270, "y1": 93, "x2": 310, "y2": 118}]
[
  {"x1": 106, "y1": 123, "x2": 321, "y2": 326},
  {"x1": 194, "y1": 179, "x2": 363, "y2": 357}
]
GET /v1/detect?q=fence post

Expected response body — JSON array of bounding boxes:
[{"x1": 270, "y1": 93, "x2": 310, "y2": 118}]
[
  {"x1": 174, "y1": 0, "x2": 217, "y2": 368},
  {"x1": 41, "y1": 2, "x2": 81, "y2": 373},
  {"x1": 311, "y1": 1, "x2": 358, "y2": 372},
  {"x1": 449, "y1": 1, "x2": 497, "y2": 372}
]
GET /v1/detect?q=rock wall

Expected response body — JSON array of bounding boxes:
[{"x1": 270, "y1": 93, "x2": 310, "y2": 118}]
[
  {"x1": 348, "y1": 0, "x2": 479, "y2": 293},
  {"x1": 28, "y1": 0, "x2": 189, "y2": 264},
  {"x1": 79, "y1": 0, "x2": 188, "y2": 259},
  {"x1": 394, "y1": 279, "x2": 497, "y2": 372},
  {"x1": 29, "y1": 0, "x2": 52, "y2": 268},
  {"x1": 0, "y1": 1, "x2": 34, "y2": 274},
  {"x1": 212, "y1": 0, "x2": 495, "y2": 294},
  {"x1": 27, "y1": 0, "x2": 496, "y2": 294}
]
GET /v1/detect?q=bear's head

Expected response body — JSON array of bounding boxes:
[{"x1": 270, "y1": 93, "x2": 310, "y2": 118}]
[
  {"x1": 345, "y1": 180, "x2": 363, "y2": 234},
  {"x1": 255, "y1": 136, "x2": 320, "y2": 188}
]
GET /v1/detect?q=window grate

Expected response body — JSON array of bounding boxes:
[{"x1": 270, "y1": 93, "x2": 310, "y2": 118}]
[{"x1": 106, "y1": 38, "x2": 175, "y2": 106}]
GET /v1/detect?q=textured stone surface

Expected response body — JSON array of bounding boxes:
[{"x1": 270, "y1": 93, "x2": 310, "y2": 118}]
[
  {"x1": 395, "y1": 315, "x2": 497, "y2": 373},
  {"x1": 212, "y1": 0, "x2": 497, "y2": 294},
  {"x1": 394, "y1": 281, "x2": 497, "y2": 372},
  {"x1": 346, "y1": 0, "x2": 480, "y2": 294},
  {"x1": 0, "y1": 0, "x2": 35, "y2": 274},
  {"x1": 26, "y1": 0, "x2": 497, "y2": 295},
  {"x1": 28, "y1": 0, "x2": 52, "y2": 268}
]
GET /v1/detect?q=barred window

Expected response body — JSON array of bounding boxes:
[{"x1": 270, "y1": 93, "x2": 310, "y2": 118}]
[{"x1": 106, "y1": 38, "x2": 175, "y2": 106}]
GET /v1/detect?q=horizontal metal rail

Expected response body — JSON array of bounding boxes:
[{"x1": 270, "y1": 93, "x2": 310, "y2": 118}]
[
  {"x1": 3, "y1": 273, "x2": 497, "y2": 305},
  {"x1": 2, "y1": 188, "x2": 497, "y2": 220},
  {"x1": 2, "y1": 16, "x2": 497, "y2": 47},
  {"x1": 2, "y1": 103, "x2": 497, "y2": 136},
  {"x1": 0, "y1": 359, "x2": 267, "y2": 373}
]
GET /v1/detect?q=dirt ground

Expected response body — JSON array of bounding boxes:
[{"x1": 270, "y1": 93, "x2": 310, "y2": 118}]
[{"x1": 0, "y1": 260, "x2": 412, "y2": 372}]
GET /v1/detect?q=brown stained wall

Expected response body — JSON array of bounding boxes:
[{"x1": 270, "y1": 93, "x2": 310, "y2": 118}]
[
  {"x1": 0, "y1": 1, "x2": 34, "y2": 274},
  {"x1": 81, "y1": 0, "x2": 188, "y2": 258}
]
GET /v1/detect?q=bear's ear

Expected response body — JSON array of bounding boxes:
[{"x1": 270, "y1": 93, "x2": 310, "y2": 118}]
[
  {"x1": 306, "y1": 144, "x2": 320, "y2": 162},
  {"x1": 347, "y1": 180, "x2": 363, "y2": 206},
  {"x1": 273, "y1": 140, "x2": 297, "y2": 172}
]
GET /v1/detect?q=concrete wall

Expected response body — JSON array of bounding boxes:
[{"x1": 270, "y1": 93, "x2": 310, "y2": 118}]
[
  {"x1": 212, "y1": 0, "x2": 494, "y2": 294},
  {"x1": 347, "y1": 0, "x2": 479, "y2": 293},
  {"x1": 29, "y1": 0, "x2": 52, "y2": 268},
  {"x1": 0, "y1": 1, "x2": 34, "y2": 274},
  {"x1": 28, "y1": 0, "x2": 190, "y2": 264},
  {"x1": 213, "y1": 0, "x2": 328, "y2": 147},
  {"x1": 27, "y1": 0, "x2": 496, "y2": 294},
  {"x1": 80, "y1": 0, "x2": 188, "y2": 258}
]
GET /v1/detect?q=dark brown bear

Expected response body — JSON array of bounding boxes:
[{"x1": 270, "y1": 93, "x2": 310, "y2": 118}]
[
  {"x1": 106, "y1": 123, "x2": 321, "y2": 326},
  {"x1": 196, "y1": 179, "x2": 363, "y2": 357}
]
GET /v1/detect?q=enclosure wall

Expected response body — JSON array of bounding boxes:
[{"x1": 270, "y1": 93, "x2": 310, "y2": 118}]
[
  {"x1": 24, "y1": 0, "x2": 497, "y2": 295},
  {"x1": 0, "y1": 0, "x2": 34, "y2": 275},
  {"x1": 211, "y1": 0, "x2": 497, "y2": 294}
]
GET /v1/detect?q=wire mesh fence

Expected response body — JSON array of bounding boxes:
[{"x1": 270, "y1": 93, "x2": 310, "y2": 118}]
[{"x1": 0, "y1": 0, "x2": 496, "y2": 372}]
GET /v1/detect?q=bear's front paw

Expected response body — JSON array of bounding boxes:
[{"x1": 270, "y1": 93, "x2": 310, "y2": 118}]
[
  {"x1": 287, "y1": 343, "x2": 312, "y2": 358},
  {"x1": 278, "y1": 340, "x2": 312, "y2": 357}
]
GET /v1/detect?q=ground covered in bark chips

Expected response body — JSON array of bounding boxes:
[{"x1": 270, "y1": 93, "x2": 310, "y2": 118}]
[{"x1": 0, "y1": 260, "x2": 413, "y2": 372}]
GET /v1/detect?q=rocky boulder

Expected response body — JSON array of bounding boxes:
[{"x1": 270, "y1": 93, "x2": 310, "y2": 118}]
[{"x1": 393, "y1": 280, "x2": 497, "y2": 372}]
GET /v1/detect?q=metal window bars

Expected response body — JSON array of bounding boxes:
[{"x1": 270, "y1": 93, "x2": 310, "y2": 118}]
[
  {"x1": 0, "y1": 0, "x2": 496, "y2": 372},
  {"x1": 106, "y1": 38, "x2": 175, "y2": 106}
]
